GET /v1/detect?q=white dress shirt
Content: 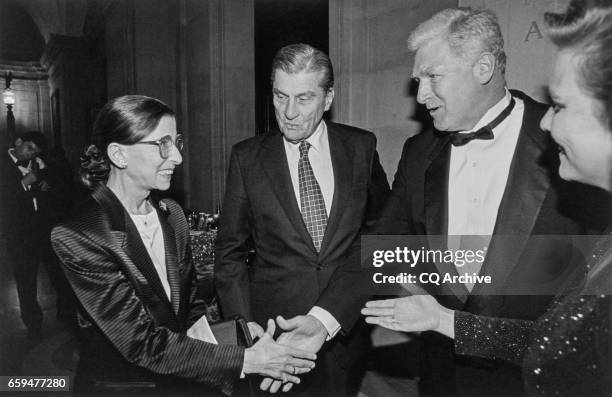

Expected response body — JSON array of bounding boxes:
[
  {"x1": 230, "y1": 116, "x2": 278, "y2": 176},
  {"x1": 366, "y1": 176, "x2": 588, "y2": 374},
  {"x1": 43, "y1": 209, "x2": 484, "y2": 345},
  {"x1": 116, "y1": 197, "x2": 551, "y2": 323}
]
[
  {"x1": 283, "y1": 120, "x2": 341, "y2": 339},
  {"x1": 447, "y1": 89, "x2": 524, "y2": 237}
]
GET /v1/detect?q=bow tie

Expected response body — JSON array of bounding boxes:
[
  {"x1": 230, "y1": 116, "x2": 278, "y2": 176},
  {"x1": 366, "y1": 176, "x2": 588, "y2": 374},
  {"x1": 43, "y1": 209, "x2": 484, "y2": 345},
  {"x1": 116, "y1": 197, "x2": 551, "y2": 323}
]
[
  {"x1": 15, "y1": 159, "x2": 30, "y2": 168},
  {"x1": 448, "y1": 97, "x2": 516, "y2": 147}
]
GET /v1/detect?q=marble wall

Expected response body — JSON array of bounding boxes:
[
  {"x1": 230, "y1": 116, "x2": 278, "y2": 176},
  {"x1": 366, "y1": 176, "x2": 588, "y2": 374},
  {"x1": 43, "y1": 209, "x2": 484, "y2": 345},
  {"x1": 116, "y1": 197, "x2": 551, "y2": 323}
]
[
  {"x1": 329, "y1": 0, "x2": 456, "y2": 182},
  {"x1": 41, "y1": 35, "x2": 106, "y2": 167},
  {"x1": 330, "y1": 0, "x2": 570, "y2": 181},
  {"x1": 459, "y1": 0, "x2": 571, "y2": 102},
  {"x1": 103, "y1": 0, "x2": 255, "y2": 209}
]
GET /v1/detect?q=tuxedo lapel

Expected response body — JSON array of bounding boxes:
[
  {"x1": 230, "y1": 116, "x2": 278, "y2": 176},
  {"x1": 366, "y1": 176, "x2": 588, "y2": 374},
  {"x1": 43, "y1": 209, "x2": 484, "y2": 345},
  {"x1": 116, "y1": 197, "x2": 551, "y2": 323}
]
[
  {"x1": 423, "y1": 135, "x2": 469, "y2": 299},
  {"x1": 425, "y1": 135, "x2": 451, "y2": 237},
  {"x1": 470, "y1": 95, "x2": 550, "y2": 298},
  {"x1": 92, "y1": 186, "x2": 177, "y2": 322},
  {"x1": 318, "y1": 126, "x2": 351, "y2": 257},
  {"x1": 260, "y1": 131, "x2": 315, "y2": 250}
]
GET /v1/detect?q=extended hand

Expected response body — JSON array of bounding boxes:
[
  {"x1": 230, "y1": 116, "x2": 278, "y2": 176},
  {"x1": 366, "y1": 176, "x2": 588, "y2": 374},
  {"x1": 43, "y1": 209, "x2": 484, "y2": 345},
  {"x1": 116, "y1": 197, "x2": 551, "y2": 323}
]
[
  {"x1": 243, "y1": 319, "x2": 316, "y2": 384},
  {"x1": 361, "y1": 295, "x2": 455, "y2": 338},
  {"x1": 260, "y1": 315, "x2": 328, "y2": 393}
]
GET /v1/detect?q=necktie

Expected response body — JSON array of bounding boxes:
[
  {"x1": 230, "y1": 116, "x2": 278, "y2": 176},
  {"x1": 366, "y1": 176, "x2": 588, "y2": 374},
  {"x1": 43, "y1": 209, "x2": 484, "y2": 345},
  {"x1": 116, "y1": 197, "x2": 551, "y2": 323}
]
[
  {"x1": 298, "y1": 140, "x2": 327, "y2": 252},
  {"x1": 448, "y1": 97, "x2": 516, "y2": 147}
]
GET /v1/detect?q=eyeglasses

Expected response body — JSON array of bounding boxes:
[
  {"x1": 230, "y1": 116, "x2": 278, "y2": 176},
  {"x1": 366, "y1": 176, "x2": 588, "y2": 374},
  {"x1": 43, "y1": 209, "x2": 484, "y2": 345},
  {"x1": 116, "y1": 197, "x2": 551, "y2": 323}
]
[{"x1": 135, "y1": 134, "x2": 184, "y2": 159}]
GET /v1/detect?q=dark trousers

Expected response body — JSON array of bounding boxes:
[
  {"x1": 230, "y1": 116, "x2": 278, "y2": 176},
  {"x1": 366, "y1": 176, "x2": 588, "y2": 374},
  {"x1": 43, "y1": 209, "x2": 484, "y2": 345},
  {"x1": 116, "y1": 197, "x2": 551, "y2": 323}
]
[
  {"x1": 10, "y1": 251, "x2": 43, "y2": 334},
  {"x1": 42, "y1": 236, "x2": 76, "y2": 323}
]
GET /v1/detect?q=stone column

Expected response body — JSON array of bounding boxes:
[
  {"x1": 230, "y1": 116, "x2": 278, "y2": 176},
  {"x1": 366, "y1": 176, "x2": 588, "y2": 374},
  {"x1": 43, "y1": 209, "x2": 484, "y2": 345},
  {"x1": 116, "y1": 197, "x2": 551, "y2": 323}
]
[
  {"x1": 41, "y1": 35, "x2": 105, "y2": 166},
  {"x1": 179, "y1": 0, "x2": 255, "y2": 210},
  {"x1": 329, "y1": 0, "x2": 456, "y2": 181}
]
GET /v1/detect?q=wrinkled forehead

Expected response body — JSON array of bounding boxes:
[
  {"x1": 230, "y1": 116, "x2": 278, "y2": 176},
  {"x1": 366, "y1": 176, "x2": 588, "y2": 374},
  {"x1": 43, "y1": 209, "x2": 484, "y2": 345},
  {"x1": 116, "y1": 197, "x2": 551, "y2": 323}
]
[
  {"x1": 272, "y1": 69, "x2": 327, "y2": 92},
  {"x1": 411, "y1": 38, "x2": 465, "y2": 77}
]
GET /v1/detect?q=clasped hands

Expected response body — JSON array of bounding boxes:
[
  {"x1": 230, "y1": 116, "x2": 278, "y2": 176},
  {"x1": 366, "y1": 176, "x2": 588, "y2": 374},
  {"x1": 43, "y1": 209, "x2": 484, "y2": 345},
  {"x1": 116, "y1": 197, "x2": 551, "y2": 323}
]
[{"x1": 247, "y1": 315, "x2": 327, "y2": 393}]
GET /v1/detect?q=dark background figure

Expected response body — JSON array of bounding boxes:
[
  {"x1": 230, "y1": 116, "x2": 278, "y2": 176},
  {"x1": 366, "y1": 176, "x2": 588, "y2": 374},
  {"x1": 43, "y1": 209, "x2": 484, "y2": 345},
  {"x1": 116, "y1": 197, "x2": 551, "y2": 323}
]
[{"x1": 1, "y1": 131, "x2": 50, "y2": 340}]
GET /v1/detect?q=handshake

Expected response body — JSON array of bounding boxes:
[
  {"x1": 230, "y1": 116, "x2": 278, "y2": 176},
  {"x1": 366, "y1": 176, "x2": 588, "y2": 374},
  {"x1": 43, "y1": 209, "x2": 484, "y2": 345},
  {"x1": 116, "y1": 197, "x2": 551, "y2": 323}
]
[{"x1": 242, "y1": 315, "x2": 328, "y2": 393}]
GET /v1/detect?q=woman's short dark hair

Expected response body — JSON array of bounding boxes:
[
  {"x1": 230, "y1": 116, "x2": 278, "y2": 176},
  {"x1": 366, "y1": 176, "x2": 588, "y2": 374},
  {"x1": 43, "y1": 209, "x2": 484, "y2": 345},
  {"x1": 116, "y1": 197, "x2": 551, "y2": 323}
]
[
  {"x1": 545, "y1": 0, "x2": 612, "y2": 130},
  {"x1": 80, "y1": 95, "x2": 174, "y2": 188}
]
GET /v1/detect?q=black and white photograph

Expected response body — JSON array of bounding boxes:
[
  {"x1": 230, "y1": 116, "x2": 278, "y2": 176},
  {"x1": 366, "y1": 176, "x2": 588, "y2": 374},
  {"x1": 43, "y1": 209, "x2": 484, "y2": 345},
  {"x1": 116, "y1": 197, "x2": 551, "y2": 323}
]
[{"x1": 1, "y1": 0, "x2": 612, "y2": 396}]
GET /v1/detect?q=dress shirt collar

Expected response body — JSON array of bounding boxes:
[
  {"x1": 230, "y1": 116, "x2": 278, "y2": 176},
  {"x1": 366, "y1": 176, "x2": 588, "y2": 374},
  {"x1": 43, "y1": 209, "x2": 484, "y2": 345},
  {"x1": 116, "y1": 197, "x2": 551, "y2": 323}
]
[
  {"x1": 8, "y1": 148, "x2": 19, "y2": 164},
  {"x1": 460, "y1": 88, "x2": 512, "y2": 134},
  {"x1": 283, "y1": 120, "x2": 327, "y2": 153}
]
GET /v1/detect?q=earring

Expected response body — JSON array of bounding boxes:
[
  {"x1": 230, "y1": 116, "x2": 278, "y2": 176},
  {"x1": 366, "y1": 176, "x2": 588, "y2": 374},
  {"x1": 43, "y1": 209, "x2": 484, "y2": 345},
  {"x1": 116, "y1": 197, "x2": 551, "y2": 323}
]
[{"x1": 118, "y1": 160, "x2": 127, "y2": 169}]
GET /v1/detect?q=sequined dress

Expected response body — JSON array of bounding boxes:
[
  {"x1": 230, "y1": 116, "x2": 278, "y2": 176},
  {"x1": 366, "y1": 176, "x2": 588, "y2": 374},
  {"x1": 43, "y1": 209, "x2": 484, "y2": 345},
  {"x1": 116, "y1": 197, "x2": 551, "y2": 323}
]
[{"x1": 455, "y1": 233, "x2": 612, "y2": 396}]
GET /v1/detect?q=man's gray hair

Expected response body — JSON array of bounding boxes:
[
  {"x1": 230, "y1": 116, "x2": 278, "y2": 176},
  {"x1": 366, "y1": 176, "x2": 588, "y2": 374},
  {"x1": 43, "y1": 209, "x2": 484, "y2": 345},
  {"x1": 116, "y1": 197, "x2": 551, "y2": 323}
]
[
  {"x1": 408, "y1": 8, "x2": 507, "y2": 75},
  {"x1": 271, "y1": 43, "x2": 334, "y2": 92}
]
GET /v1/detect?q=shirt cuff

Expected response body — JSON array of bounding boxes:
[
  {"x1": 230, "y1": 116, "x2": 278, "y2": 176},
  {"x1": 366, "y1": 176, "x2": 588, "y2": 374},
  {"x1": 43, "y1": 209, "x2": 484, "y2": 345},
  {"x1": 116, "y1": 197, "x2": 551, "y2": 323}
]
[{"x1": 308, "y1": 306, "x2": 341, "y2": 341}]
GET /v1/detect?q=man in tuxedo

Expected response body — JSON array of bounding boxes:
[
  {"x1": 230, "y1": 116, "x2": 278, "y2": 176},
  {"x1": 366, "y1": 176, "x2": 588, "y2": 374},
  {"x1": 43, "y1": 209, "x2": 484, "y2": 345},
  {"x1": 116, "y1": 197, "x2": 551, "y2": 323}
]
[
  {"x1": 1, "y1": 131, "x2": 51, "y2": 340},
  {"x1": 369, "y1": 8, "x2": 599, "y2": 396},
  {"x1": 215, "y1": 43, "x2": 390, "y2": 396}
]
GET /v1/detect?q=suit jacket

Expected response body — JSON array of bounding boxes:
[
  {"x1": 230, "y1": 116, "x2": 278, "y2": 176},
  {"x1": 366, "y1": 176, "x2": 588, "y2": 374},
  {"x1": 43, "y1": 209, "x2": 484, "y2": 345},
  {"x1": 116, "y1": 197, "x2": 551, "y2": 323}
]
[
  {"x1": 51, "y1": 184, "x2": 243, "y2": 395},
  {"x1": 215, "y1": 121, "x2": 389, "y2": 365},
  {"x1": 372, "y1": 91, "x2": 597, "y2": 396},
  {"x1": 0, "y1": 150, "x2": 48, "y2": 255}
]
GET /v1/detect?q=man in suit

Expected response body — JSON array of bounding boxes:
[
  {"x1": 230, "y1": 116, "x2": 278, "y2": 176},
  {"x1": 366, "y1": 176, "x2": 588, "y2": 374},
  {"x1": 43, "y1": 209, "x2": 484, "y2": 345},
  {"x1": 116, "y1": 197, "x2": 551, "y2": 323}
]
[
  {"x1": 215, "y1": 43, "x2": 390, "y2": 396},
  {"x1": 1, "y1": 131, "x2": 50, "y2": 340},
  {"x1": 367, "y1": 8, "x2": 599, "y2": 397}
]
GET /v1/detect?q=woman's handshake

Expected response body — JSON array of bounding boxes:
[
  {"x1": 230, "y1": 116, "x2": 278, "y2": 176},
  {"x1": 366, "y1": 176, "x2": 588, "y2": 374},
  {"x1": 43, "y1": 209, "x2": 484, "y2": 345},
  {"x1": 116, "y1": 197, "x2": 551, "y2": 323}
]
[{"x1": 242, "y1": 319, "x2": 316, "y2": 384}]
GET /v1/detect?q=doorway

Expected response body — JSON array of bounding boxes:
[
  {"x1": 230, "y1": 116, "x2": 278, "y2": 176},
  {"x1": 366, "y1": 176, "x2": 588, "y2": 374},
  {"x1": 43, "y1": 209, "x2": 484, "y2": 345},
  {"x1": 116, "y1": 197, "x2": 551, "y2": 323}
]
[{"x1": 254, "y1": 0, "x2": 329, "y2": 135}]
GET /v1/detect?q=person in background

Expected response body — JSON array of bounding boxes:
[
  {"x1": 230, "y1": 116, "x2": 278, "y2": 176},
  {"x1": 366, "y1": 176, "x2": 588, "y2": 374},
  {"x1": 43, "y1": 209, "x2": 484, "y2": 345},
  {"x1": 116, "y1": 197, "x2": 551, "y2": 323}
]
[
  {"x1": 1, "y1": 131, "x2": 50, "y2": 340},
  {"x1": 363, "y1": 1, "x2": 612, "y2": 395},
  {"x1": 215, "y1": 43, "x2": 390, "y2": 396},
  {"x1": 51, "y1": 95, "x2": 315, "y2": 395}
]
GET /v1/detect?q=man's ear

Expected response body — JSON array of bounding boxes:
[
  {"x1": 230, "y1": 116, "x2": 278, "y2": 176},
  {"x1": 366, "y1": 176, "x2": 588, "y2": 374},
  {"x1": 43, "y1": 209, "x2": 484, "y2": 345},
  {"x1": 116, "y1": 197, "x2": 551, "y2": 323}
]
[
  {"x1": 324, "y1": 88, "x2": 334, "y2": 111},
  {"x1": 473, "y1": 52, "x2": 496, "y2": 84},
  {"x1": 14, "y1": 138, "x2": 23, "y2": 147},
  {"x1": 107, "y1": 143, "x2": 127, "y2": 169}
]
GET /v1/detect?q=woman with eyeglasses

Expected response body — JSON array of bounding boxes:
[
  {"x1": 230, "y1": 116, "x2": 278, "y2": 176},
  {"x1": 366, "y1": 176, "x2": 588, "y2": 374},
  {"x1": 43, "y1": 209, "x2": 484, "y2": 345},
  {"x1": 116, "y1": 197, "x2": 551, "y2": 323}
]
[
  {"x1": 51, "y1": 95, "x2": 315, "y2": 395},
  {"x1": 363, "y1": 1, "x2": 612, "y2": 395}
]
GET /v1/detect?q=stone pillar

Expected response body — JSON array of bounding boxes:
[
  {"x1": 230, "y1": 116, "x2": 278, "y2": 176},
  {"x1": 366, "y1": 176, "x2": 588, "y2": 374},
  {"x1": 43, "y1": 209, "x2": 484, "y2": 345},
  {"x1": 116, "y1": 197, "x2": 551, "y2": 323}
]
[
  {"x1": 41, "y1": 35, "x2": 105, "y2": 167},
  {"x1": 329, "y1": 0, "x2": 456, "y2": 181},
  {"x1": 103, "y1": 0, "x2": 254, "y2": 210},
  {"x1": 179, "y1": 0, "x2": 255, "y2": 210}
]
